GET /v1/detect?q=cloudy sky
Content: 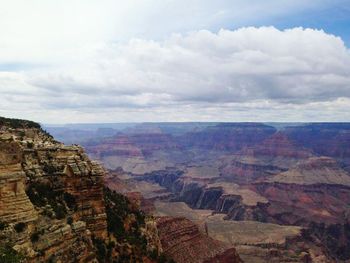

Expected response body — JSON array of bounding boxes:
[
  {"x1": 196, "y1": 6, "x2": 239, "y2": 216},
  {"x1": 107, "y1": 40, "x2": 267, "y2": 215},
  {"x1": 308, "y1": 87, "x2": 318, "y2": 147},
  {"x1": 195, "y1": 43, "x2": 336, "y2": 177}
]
[{"x1": 0, "y1": 0, "x2": 350, "y2": 123}]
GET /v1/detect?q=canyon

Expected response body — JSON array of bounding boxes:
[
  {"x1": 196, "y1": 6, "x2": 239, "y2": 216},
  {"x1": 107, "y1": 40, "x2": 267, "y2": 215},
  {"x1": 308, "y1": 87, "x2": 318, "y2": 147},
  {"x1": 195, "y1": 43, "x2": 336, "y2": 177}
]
[
  {"x1": 0, "y1": 117, "x2": 243, "y2": 263},
  {"x1": 47, "y1": 122, "x2": 350, "y2": 262}
]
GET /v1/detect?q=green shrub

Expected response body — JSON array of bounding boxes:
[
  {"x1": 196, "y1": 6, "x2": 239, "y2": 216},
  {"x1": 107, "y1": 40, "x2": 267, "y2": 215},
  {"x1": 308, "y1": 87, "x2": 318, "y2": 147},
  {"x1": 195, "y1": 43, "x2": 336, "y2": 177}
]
[
  {"x1": 42, "y1": 163, "x2": 57, "y2": 175},
  {"x1": 0, "y1": 221, "x2": 8, "y2": 231},
  {"x1": 53, "y1": 205, "x2": 67, "y2": 220},
  {"x1": 26, "y1": 182, "x2": 69, "y2": 219},
  {"x1": 67, "y1": 216, "x2": 73, "y2": 225},
  {"x1": 93, "y1": 238, "x2": 107, "y2": 262},
  {"x1": 103, "y1": 187, "x2": 175, "y2": 262},
  {"x1": 64, "y1": 192, "x2": 77, "y2": 210},
  {"x1": 0, "y1": 245, "x2": 24, "y2": 263},
  {"x1": 30, "y1": 232, "x2": 40, "y2": 243},
  {"x1": 0, "y1": 116, "x2": 41, "y2": 129},
  {"x1": 26, "y1": 183, "x2": 53, "y2": 207},
  {"x1": 14, "y1": 223, "x2": 26, "y2": 233}
]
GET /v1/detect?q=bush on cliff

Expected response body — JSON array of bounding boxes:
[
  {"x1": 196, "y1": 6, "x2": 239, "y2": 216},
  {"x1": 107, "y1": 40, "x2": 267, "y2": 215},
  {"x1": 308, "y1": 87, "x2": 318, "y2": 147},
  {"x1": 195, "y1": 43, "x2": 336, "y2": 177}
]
[
  {"x1": 26, "y1": 182, "x2": 72, "y2": 219},
  {"x1": 305, "y1": 222, "x2": 350, "y2": 260},
  {"x1": 0, "y1": 221, "x2": 8, "y2": 231},
  {"x1": 0, "y1": 116, "x2": 41, "y2": 129},
  {"x1": 14, "y1": 223, "x2": 26, "y2": 233},
  {"x1": 102, "y1": 187, "x2": 174, "y2": 263},
  {"x1": 0, "y1": 244, "x2": 25, "y2": 263},
  {"x1": 64, "y1": 192, "x2": 77, "y2": 210}
]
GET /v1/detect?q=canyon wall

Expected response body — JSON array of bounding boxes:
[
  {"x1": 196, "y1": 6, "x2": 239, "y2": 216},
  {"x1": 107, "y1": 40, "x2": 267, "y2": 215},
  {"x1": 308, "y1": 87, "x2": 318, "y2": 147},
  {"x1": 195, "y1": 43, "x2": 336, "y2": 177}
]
[{"x1": 0, "y1": 121, "x2": 107, "y2": 262}]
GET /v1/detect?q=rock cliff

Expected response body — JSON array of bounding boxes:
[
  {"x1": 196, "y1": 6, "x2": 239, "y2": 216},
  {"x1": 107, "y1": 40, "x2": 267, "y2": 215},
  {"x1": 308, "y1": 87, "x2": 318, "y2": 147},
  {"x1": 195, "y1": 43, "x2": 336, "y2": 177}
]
[
  {"x1": 2, "y1": 117, "x2": 248, "y2": 263},
  {"x1": 178, "y1": 123, "x2": 276, "y2": 152},
  {"x1": 0, "y1": 117, "x2": 169, "y2": 263},
  {"x1": 0, "y1": 118, "x2": 107, "y2": 262},
  {"x1": 156, "y1": 217, "x2": 242, "y2": 263}
]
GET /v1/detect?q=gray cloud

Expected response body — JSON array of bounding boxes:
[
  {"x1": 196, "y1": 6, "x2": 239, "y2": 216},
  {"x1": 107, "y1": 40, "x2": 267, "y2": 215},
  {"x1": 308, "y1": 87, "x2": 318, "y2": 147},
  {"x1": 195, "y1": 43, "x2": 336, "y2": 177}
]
[
  {"x1": 1, "y1": 27, "x2": 350, "y2": 123},
  {"x1": 30, "y1": 27, "x2": 350, "y2": 103}
]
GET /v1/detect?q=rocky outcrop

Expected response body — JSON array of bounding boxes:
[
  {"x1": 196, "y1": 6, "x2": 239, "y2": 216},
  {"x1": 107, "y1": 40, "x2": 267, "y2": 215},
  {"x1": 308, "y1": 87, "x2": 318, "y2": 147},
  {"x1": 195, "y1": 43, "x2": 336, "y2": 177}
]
[
  {"x1": 142, "y1": 170, "x2": 270, "y2": 222},
  {"x1": 304, "y1": 222, "x2": 350, "y2": 261},
  {"x1": 0, "y1": 163, "x2": 38, "y2": 224},
  {"x1": 156, "y1": 217, "x2": 242, "y2": 263},
  {"x1": 284, "y1": 123, "x2": 350, "y2": 164},
  {"x1": 178, "y1": 123, "x2": 276, "y2": 152},
  {"x1": 128, "y1": 132, "x2": 179, "y2": 156},
  {"x1": 84, "y1": 131, "x2": 178, "y2": 161},
  {"x1": 220, "y1": 158, "x2": 285, "y2": 184},
  {"x1": 85, "y1": 134, "x2": 143, "y2": 159},
  {"x1": 22, "y1": 138, "x2": 108, "y2": 239},
  {"x1": 0, "y1": 118, "x2": 107, "y2": 262},
  {"x1": 270, "y1": 156, "x2": 350, "y2": 186},
  {"x1": 253, "y1": 182, "x2": 350, "y2": 225},
  {"x1": 241, "y1": 132, "x2": 313, "y2": 160},
  {"x1": 219, "y1": 132, "x2": 314, "y2": 184}
]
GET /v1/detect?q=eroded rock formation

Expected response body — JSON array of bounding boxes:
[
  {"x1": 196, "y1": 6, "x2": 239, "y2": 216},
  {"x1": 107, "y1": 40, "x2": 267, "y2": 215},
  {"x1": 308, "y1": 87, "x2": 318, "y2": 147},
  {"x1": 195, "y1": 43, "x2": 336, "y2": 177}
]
[
  {"x1": 156, "y1": 217, "x2": 242, "y2": 263},
  {"x1": 0, "y1": 119, "x2": 107, "y2": 262}
]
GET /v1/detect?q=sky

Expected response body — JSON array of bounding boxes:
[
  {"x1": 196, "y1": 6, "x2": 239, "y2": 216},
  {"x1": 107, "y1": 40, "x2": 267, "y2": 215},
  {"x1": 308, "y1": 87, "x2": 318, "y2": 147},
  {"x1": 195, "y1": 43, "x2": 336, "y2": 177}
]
[{"x1": 0, "y1": 0, "x2": 350, "y2": 123}]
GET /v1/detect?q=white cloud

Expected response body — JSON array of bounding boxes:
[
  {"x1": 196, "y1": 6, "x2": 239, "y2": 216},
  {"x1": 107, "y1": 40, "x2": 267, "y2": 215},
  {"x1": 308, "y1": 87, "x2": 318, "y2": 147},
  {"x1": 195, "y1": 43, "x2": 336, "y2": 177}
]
[
  {"x1": 29, "y1": 27, "x2": 350, "y2": 104},
  {"x1": 0, "y1": 0, "x2": 343, "y2": 63},
  {"x1": 0, "y1": 26, "x2": 349, "y2": 123},
  {"x1": 0, "y1": 0, "x2": 349, "y2": 123}
]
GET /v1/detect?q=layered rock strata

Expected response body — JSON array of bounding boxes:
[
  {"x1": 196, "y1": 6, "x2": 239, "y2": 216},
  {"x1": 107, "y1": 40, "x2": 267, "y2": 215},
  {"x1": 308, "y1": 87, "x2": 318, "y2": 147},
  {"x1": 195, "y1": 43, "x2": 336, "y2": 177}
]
[
  {"x1": 156, "y1": 217, "x2": 242, "y2": 263},
  {"x1": 0, "y1": 122, "x2": 107, "y2": 262}
]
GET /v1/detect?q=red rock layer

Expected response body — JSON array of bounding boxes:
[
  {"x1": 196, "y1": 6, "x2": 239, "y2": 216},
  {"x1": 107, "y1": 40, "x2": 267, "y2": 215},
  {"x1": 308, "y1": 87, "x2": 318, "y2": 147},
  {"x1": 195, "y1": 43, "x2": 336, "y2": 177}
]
[
  {"x1": 253, "y1": 182, "x2": 350, "y2": 225},
  {"x1": 1, "y1": 125, "x2": 107, "y2": 262},
  {"x1": 85, "y1": 134, "x2": 143, "y2": 158},
  {"x1": 178, "y1": 123, "x2": 276, "y2": 152},
  {"x1": 241, "y1": 132, "x2": 312, "y2": 159},
  {"x1": 156, "y1": 217, "x2": 242, "y2": 263}
]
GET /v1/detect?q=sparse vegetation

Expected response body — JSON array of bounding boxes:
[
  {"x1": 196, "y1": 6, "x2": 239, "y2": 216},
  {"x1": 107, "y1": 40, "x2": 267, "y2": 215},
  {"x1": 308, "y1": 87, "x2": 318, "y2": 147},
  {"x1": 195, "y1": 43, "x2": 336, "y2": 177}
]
[
  {"x1": 30, "y1": 229, "x2": 44, "y2": 243},
  {"x1": 0, "y1": 221, "x2": 8, "y2": 231},
  {"x1": 101, "y1": 187, "x2": 174, "y2": 262},
  {"x1": 42, "y1": 163, "x2": 59, "y2": 175},
  {"x1": 0, "y1": 245, "x2": 25, "y2": 263},
  {"x1": 14, "y1": 222, "x2": 26, "y2": 233},
  {"x1": 30, "y1": 232, "x2": 40, "y2": 243},
  {"x1": 54, "y1": 204, "x2": 67, "y2": 219},
  {"x1": 0, "y1": 116, "x2": 41, "y2": 129},
  {"x1": 305, "y1": 222, "x2": 350, "y2": 260},
  {"x1": 67, "y1": 216, "x2": 73, "y2": 225},
  {"x1": 26, "y1": 182, "x2": 71, "y2": 219},
  {"x1": 92, "y1": 237, "x2": 107, "y2": 262},
  {"x1": 64, "y1": 192, "x2": 77, "y2": 210}
]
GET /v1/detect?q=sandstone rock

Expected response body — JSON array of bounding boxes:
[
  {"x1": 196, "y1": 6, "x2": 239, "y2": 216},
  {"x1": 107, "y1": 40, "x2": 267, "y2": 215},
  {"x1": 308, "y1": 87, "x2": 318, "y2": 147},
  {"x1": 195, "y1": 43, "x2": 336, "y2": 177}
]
[
  {"x1": 156, "y1": 216, "x2": 242, "y2": 263},
  {"x1": 0, "y1": 121, "x2": 106, "y2": 262}
]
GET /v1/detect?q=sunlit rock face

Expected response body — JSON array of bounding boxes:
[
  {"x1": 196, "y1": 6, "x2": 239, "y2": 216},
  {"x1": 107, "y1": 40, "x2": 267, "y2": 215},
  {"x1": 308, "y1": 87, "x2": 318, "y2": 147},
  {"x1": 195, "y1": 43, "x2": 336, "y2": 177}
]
[{"x1": 0, "y1": 118, "x2": 107, "y2": 262}]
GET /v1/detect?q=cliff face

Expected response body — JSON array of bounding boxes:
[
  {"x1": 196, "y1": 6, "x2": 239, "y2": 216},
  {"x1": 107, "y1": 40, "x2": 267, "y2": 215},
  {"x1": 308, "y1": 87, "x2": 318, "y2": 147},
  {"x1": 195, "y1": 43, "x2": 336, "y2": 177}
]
[
  {"x1": 0, "y1": 120, "x2": 107, "y2": 262},
  {"x1": 156, "y1": 217, "x2": 242, "y2": 263},
  {"x1": 269, "y1": 156, "x2": 350, "y2": 186},
  {"x1": 85, "y1": 134, "x2": 143, "y2": 159},
  {"x1": 253, "y1": 182, "x2": 350, "y2": 225},
  {"x1": 2, "y1": 117, "x2": 209, "y2": 263},
  {"x1": 178, "y1": 123, "x2": 276, "y2": 152},
  {"x1": 284, "y1": 123, "x2": 350, "y2": 161},
  {"x1": 219, "y1": 132, "x2": 314, "y2": 184},
  {"x1": 0, "y1": 157, "x2": 38, "y2": 227},
  {"x1": 44, "y1": 121, "x2": 350, "y2": 262}
]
